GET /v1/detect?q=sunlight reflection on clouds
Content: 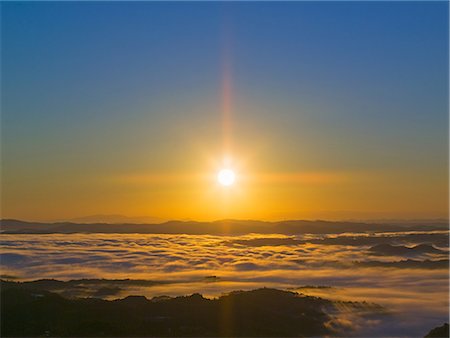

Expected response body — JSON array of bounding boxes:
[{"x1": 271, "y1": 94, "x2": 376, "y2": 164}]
[{"x1": 1, "y1": 232, "x2": 448, "y2": 336}]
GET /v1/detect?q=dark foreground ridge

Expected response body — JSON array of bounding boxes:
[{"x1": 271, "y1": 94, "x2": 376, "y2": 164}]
[
  {"x1": 425, "y1": 323, "x2": 449, "y2": 338},
  {"x1": 1, "y1": 280, "x2": 385, "y2": 337}
]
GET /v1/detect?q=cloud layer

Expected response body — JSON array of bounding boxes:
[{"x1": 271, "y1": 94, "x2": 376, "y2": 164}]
[{"x1": 1, "y1": 231, "x2": 448, "y2": 337}]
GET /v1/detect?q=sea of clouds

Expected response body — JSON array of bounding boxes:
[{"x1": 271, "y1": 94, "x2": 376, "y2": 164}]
[{"x1": 1, "y1": 231, "x2": 449, "y2": 337}]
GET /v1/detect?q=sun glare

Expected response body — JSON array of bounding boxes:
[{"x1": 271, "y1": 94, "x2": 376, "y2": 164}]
[{"x1": 217, "y1": 168, "x2": 235, "y2": 186}]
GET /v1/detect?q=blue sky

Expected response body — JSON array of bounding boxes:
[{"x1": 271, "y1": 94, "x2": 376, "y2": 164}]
[{"x1": 1, "y1": 2, "x2": 448, "y2": 220}]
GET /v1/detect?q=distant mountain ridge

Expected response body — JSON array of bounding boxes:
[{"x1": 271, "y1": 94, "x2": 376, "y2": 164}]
[
  {"x1": 1, "y1": 219, "x2": 448, "y2": 235},
  {"x1": 60, "y1": 214, "x2": 164, "y2": 224}
]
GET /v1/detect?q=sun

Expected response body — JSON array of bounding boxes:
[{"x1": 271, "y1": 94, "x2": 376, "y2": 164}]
[{"x1": 217, "y1": 168, "x2": 235, "y2": 186}]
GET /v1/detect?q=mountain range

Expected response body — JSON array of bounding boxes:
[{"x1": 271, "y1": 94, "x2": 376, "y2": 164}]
[{"x1": 1, "y1": 219, "x2": 448, "y2": 235}]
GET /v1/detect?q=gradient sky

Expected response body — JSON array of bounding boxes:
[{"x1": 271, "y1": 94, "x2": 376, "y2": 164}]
[{"x1": 1, "y1": 1, "x2": 448, "y2": 221}]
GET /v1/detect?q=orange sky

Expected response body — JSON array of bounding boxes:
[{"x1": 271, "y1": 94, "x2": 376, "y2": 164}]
[{"x1": 1, "y1": 2, "x2": 448, "y2": 222}]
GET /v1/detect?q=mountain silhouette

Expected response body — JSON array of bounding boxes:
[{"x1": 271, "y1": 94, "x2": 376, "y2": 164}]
[
  {"x1": 1, "y1": 219, "x2": 447, "y2": 235},
  {"x1": 1, "y1": 280, "x2": 385, "y2": 337},
  {"x1": 424, "y1": 323, "x2": 449, "y2": 337}
]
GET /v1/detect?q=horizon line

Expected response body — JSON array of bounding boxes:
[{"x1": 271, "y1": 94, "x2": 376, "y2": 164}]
[{"x1": 1, "y1": 217, "x2": 449, "y2": 226}]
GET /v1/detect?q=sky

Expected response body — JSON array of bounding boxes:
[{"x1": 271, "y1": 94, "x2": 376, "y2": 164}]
[{"x1": 1, "y1": 1, "x2": 449, "y2": 222}]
